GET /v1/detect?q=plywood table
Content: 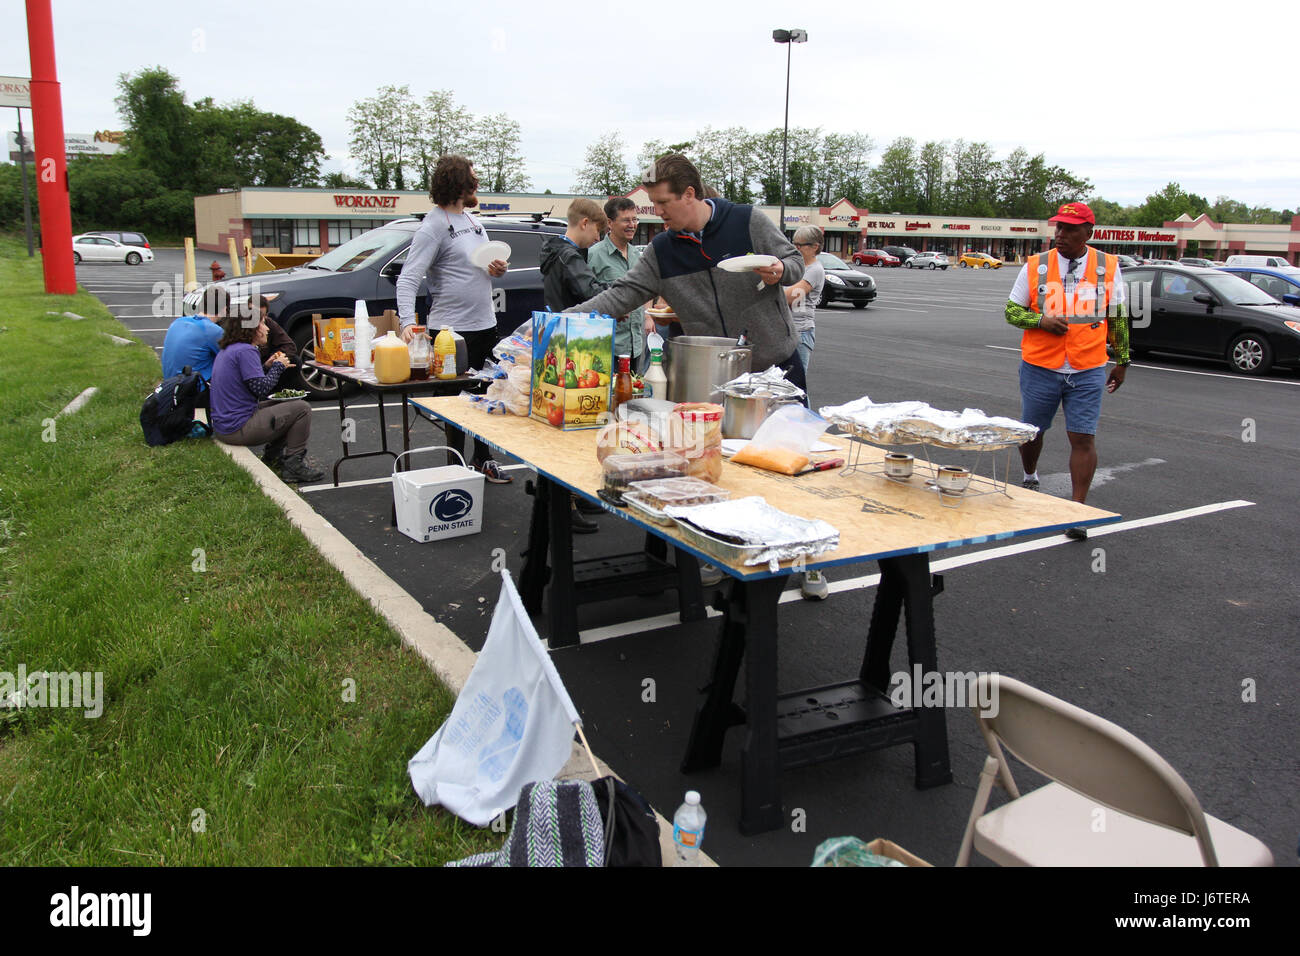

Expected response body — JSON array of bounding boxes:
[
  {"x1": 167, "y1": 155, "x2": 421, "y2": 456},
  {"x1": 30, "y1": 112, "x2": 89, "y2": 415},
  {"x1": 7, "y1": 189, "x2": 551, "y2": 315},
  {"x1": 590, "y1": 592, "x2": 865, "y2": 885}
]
[{"x1": 408, "y1": 396, "x2": 1120, "y2": 834}]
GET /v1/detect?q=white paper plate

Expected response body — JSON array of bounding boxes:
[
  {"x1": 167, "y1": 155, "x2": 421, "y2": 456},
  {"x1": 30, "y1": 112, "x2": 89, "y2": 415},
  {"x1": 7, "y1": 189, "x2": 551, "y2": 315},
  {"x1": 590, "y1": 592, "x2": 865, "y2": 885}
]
[
  {"x1": 722, "y1": 438, "x2": 836, "y2": 457},
  {"x1": 470, "y1": 240, "x2": 511, "y2": 271},
  {"x1": 716, "y1": 253, "x2": 778, "y2": 273}
]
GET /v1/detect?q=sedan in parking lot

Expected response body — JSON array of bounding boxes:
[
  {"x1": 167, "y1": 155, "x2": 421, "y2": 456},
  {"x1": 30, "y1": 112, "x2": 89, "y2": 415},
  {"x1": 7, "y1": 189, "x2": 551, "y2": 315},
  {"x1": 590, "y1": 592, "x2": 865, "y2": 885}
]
[
  {"x1": 851, "y1": 248, "x2": 900, "y2": 267},
  {"x1": 906, "y1": 252, "x2": 949, "y2": 270},
  {"x1": 815, "y1": 253, "x2": 877, "y2": 308},
  {"x1": 957, "y1": 252, "x2": 1002, "y2": 269},
  {"x1": 72, "y1": 233, "x2": 154, "y2": 265},
  {"x1": 1125, "y1": 265, "x2": 1300, "y2": 375},
  {"x1": 1218, "y1": 265, "x2": 1300, "y2": 306}
]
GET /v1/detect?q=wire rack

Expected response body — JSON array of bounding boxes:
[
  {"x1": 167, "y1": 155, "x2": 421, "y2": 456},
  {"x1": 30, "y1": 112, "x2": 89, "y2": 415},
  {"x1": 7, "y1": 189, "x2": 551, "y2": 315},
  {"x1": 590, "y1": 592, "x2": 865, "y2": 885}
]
[{"x1": 838, "y1": 423, "x2": 1019, "y2": 508}]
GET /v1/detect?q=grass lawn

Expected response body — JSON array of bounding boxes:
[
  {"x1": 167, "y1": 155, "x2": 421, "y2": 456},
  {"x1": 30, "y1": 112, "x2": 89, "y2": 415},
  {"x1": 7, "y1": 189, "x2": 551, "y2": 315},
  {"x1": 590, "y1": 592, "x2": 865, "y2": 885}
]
[{"x1": 0, "y1": 238, "x2": 499, "y2": 865}]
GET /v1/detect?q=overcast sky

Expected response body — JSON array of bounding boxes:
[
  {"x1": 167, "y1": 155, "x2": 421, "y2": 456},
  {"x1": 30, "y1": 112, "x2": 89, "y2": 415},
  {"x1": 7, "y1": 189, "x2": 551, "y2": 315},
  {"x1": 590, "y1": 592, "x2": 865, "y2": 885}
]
[{"x1": 3, "y1": 0, "x2": 1297, "y2": 211}]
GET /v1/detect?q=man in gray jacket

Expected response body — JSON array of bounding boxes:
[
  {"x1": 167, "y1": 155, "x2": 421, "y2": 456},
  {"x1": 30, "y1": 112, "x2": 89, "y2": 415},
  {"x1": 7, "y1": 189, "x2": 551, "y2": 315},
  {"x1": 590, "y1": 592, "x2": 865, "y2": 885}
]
[{"x1": 574, "y1": 154, "x2": 807, "y2": 389}]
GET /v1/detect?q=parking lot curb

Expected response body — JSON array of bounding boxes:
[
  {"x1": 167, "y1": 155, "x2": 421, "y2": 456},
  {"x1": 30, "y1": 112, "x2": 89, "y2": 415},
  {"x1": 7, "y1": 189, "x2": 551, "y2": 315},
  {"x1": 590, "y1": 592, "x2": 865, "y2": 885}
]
[{"x1": 213, "y1": 439, "x2": 700, "y2": 866}]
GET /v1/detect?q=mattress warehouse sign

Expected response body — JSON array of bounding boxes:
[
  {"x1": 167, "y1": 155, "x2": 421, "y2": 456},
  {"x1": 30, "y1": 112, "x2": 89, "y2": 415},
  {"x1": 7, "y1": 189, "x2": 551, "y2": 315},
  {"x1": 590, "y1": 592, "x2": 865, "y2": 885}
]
[{"x1": 1091, "y1": 227, "x2": 1176, "y2": 245}]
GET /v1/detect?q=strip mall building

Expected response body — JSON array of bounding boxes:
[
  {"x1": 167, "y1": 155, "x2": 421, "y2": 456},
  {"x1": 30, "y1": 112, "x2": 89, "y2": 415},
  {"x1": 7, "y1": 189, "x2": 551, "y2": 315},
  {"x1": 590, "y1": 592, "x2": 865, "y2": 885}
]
[{"x1": 194, "y1": 187, "x2": 1299, "y2": 265}]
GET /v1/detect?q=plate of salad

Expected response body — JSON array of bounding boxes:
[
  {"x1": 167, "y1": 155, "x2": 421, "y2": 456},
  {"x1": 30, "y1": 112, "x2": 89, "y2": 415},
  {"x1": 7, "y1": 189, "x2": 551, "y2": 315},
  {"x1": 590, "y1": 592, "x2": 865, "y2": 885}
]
[{"x1": 268, "y1": 388, "x2": 309, "y2": 401}]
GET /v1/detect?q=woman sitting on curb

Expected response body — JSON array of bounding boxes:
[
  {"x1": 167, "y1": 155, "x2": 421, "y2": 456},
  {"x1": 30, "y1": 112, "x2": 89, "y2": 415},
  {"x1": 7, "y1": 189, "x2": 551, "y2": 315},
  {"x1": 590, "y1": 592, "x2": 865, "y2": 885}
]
[{"x1": 210, "y1": 308, "x2": 324, "y2": 484}]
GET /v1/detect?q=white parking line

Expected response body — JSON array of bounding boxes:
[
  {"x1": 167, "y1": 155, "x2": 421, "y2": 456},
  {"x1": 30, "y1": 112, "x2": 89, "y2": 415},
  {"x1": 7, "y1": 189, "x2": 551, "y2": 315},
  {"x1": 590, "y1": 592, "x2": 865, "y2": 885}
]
[
  {"x1": 985, "y1": 345, "x2": 1300, "y2": 385},
  {"x1": 569, "y1": 499, "x2": 1256, "y2": 646}
]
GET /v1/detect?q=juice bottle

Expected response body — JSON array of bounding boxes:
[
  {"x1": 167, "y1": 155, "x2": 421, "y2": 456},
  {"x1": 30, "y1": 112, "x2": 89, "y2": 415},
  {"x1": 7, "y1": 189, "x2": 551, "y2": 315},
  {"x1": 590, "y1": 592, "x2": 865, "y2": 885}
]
[
  {"x1": 408, "y1": 326, "x2": 431, "y2": 380},
  {"x1": 613, "y1": 354, "x2": 634, "y2": 413},
  {"x1": 372, "y1": 331, "x2": 411, "y2": 384},
  {"x1": 434, "y1": 325, "x2": 457, "y2": 380}
]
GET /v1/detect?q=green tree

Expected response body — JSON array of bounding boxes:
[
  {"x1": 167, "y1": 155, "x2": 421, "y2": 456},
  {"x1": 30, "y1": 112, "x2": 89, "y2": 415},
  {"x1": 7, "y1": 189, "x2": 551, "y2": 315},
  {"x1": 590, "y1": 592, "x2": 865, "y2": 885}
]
[
  {"x1": 946, "y1": 140, "x2": 999, "y2": 218},
  {"x1": 322, "y1": 171, "x2": 371, "y2": 189},
  {"x1": 818, "y1": 132, "x2": 873, "y2": 206},
  {"x1": 412, "y1": 90, "x2": 473, "y2": 193},
  {"x1": 691, "y1": 126, "x2": 755, "y2": 203},
  {"x1": 917, "y1": 140, "x2": 947, "y2": 214},
  {"x1": 0, "y1": 161, "x2": 38, "y2": 231},
  {"x1": 1086, "y1": 197, "x2": 1133, "y2": 226},
  {"x1": 347, "y1": 84, "x2": 419, "y2": 190},
  {"x1": 868, "y1": 137, "x2": 920, "y2": 213},
  {"x1": 115, "y1": 67, "x2": 200, "y2": 189},
  {"x1": 572, "y1": 131, "x2": 633, "y2": 196},
  {"x1": 1133, "y1": 182, "x2": 1209, "y2": 226},
  {"x1": 470, "y1": 113, "x2": 530, "y2": 193}
]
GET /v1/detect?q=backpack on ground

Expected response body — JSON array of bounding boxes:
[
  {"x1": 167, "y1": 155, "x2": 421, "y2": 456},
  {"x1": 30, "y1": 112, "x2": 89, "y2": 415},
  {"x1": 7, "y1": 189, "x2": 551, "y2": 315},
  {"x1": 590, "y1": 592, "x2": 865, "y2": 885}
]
[{"x1": 140, "y1": 367, "x2": 211, "y2": 446}]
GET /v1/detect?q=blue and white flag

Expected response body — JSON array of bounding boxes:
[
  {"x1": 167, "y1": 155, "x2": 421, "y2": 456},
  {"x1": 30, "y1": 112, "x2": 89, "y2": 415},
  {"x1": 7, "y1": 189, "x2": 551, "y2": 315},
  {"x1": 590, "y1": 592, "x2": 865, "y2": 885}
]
[{"x1": 409, "y1": 570, "x2": 582, "y2": 826}]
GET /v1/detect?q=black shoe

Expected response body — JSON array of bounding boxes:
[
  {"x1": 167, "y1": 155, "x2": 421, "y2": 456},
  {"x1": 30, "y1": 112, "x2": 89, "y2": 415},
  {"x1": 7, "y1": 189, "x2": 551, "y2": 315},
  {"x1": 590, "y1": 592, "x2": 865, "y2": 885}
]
[
  {"x1": 280, "y1": 451, "x2": 324, "y2": 484},
  {"x1": 261, "y1": 437, "x2": 286, "y2": 470},
  {"x1": 574, "y1": 495, "x2": 603, "y2": 515},
  {"x1": 1065, "y1": 526, "x2": 1088, "y2": 541},
  {"x1": 1022, "y1": 477, "x2": 1039, "y2": 490},
  {"x1": 570, "y1": 503, "x2": 599, "y2": 534}
]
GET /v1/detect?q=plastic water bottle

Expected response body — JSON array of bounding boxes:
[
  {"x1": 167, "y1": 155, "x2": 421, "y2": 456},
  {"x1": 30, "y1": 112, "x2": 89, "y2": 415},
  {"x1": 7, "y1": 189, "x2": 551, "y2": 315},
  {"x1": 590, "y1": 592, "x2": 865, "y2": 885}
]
[{"x1": 672, "y1": 791, "x2": 707, "y2": 866}]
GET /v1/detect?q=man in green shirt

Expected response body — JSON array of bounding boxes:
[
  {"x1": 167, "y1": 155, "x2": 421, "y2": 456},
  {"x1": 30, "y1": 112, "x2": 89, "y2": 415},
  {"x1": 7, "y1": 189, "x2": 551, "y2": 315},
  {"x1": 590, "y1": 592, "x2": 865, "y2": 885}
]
[{"x1": 587, "y1": 197, "x2": 651, "y2": 373}]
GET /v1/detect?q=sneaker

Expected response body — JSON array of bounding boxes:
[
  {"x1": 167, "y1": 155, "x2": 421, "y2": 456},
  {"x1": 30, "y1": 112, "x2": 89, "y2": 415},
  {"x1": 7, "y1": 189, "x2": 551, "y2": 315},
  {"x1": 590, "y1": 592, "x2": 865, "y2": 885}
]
[
  {"x1": 570, "y1": 501, "x2": 599, "y2": 534},
  {"x1": 1065, "y1": 526, "x2": 1088, "y2": 541},
  {"x1": 801, "y1": 569, "x2": 829, "y2": 601},
  {"x1": 477, "y1": 459, "x2": 513, "y2": 484},
  {"x1": 1022, "y1": 477, "x2": 1040, "y2": 491},
  {"x1": 699, "y1": 563, "x2": 724, "y2": 587},
  {"x1": 280, "y1": 451, "x2": 324, "y2": 484}
]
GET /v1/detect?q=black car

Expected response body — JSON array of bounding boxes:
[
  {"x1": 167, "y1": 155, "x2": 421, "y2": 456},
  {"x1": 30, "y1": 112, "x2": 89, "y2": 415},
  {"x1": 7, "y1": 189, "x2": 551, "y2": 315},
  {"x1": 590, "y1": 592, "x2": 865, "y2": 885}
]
[
  {"x1": 883, "y1": 244, "x2": 919, "y2": 265},
  {"x1": 184, "y1": 217, "x2": 564, "y2": 396},
  {"x1": 1124, "y1": 265, "x2": 1300, "y2": 375},
  {"x1": 815, "y1": 253, "x2": 877, "y2": 308}
]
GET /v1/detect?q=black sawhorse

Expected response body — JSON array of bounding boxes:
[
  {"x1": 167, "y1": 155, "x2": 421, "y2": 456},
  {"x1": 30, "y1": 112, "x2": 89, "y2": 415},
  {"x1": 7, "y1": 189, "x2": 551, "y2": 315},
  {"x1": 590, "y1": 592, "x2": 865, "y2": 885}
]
[
  {"x1": 681, "y1": 552, "x2": 953, "y2": 834},
  {"x1": 517, "y1": 474, "x2": 707, "y2": 648}
]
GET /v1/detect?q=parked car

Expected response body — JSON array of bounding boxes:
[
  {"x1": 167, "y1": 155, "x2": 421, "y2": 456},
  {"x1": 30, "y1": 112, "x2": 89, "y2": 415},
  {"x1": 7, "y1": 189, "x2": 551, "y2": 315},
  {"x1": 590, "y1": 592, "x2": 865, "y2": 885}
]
[
  {"x1": 1219, "y1": 265, "x2": 1300, "y2": 306},
  {"x1": 957, "y1": 252, "x2": 1002, "y2": 269},
  {"x1": 1124, "y1": 265, "x2": 1300, "y2": 375},
  {"x1": 1179, "y1": 257, "x2": 1215, "y2": 268},
  {"x1": 71, "y1": 233, "x2": 154, "y2": 265},
  {"x1": 1145, "y1": 259, "x2": 1181, "y2": 266},
  {"x1": 815, "y1": 253, "x2": 877, "y2": 309},
  {"x1": 905, "y1": 252, "x2": 949, "y2": 270},
  {"x1": 851, "y1": 248, "x2": 900, "y2": 267},
  {"x1": 1224, "y1": 254, "x2": 1293, "y2": 269},
  {"x1": 182, "y1": 216, "x2": 565, "y2": 397},
  {"x1": 1116, "y1": 254, "x2": 1139, "y2": 269},
  {"x1": 87, "y1": 230, "x2": 150, "y2": 249},
  {"x1": 882, "y1": 245, "x2": 920, "y2": 265}
]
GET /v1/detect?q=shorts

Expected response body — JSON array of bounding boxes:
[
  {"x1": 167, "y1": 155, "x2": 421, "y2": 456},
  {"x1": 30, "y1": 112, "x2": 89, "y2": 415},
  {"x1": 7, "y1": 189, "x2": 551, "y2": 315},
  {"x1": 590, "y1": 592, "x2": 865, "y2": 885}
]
[{"x1": 1019, "y1": 361, "x2": 1105, "y2": 436}]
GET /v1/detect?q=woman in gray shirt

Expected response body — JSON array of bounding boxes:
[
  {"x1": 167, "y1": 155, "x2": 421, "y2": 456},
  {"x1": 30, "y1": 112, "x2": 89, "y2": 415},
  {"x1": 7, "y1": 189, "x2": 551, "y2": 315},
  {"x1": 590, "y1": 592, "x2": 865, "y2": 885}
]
[{"x1": 785, "y1": 225, "x2": 825, "y2": 376}]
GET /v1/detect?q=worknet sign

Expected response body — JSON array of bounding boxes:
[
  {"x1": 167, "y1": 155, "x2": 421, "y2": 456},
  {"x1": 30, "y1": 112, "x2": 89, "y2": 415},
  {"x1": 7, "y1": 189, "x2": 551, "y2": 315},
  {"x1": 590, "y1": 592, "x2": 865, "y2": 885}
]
[{"x1": 0, "y1": 76, "x2": 31, "y2": 109}]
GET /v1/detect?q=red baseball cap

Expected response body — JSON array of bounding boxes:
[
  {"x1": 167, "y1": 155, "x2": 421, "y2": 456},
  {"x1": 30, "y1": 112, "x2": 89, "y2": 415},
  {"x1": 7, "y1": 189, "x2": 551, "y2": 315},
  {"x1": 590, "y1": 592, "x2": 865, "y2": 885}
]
[{"x1": 1048, "y1": 202, "x2": 1095, "y2": 225}]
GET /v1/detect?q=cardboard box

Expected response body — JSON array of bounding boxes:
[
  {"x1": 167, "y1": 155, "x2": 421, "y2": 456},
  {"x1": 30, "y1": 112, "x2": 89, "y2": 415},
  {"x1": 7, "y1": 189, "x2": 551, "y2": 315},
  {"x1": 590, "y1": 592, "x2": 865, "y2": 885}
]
[
  {"x1": 865, "y1": 838, "x2": 932, "y2": 867},
  {"x1": 393, "y1": 461, "x2": 485, "y2": 543},
  {"x1": 312, "y1": 309, "x2": 403, "y2": 367},
  {"x1": 530, "y1": 311, "x2": 614, "y2": 430}
]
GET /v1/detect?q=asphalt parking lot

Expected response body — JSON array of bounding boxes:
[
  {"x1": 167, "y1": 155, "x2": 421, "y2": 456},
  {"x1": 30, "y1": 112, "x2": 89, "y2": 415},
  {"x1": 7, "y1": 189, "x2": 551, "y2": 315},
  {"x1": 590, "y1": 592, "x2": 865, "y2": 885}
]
[{"x1": 93, "y1": 249, "x2": 1298, "y2": 868}]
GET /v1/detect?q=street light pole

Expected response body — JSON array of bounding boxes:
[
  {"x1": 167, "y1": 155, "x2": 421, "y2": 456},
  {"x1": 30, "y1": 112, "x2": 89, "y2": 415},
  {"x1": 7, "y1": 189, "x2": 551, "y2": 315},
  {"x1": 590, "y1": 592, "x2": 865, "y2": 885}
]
[{"x1": 772, "y1": 28, "x2": 807, "y2": 236}]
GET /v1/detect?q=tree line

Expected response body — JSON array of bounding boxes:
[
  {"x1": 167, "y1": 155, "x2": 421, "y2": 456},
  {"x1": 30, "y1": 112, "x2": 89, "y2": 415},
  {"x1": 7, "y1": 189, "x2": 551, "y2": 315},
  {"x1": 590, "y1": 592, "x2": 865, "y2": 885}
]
[{"x1": 2, "y1": 74, "x2": 1294, "y2": 239}]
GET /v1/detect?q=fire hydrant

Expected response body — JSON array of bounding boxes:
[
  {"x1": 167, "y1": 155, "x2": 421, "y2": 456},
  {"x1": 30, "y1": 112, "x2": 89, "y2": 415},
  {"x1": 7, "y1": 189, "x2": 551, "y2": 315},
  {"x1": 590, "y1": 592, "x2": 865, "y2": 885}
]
[{"x1": 209, "y1": 260, "x2": 226, "y2": 282}]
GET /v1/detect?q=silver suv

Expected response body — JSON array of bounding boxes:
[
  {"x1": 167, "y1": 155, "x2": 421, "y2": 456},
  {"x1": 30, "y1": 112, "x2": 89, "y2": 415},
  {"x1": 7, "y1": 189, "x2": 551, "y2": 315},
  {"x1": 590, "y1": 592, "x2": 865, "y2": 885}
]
[{"x1": 906, "y1": 252, "x2": 949, "y2": 270}]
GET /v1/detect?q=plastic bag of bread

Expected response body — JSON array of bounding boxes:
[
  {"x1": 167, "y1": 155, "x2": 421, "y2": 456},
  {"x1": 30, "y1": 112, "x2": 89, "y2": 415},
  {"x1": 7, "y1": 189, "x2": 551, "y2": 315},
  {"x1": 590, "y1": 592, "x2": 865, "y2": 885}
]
[
  {"x1": 663, "y1": 402, "x2": 724, "y2": 483},
  {"x1": 596, "y1": 419, "x2": 663, "y2": 462},
  {"x1": 730, "y1": 405, "x2": 830, "y2": 475},
  {"x1": 485, "y1": 363, "x2": 533, "y2": 416}
]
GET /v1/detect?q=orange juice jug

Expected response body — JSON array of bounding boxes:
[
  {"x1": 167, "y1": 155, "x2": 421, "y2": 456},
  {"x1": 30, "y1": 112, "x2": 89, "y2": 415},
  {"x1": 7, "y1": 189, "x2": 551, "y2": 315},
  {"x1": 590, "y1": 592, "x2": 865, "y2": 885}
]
[
  {"x1": 434, "y1": 325, "x2": 457, "y2": 380},
  {"x1": 373, "y1": 331, "x2": 411, "y2": 384}
]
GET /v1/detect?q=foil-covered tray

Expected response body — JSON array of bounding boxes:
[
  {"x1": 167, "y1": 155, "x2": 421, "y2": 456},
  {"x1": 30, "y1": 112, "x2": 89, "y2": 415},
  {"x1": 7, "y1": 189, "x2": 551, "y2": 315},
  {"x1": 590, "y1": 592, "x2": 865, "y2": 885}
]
[
  {"x1": 819, "y1": 398, "x2": 1037, "y2": 450},
  {"x1": 665, "y1": 496, "x2": 839, "y2": 572}
]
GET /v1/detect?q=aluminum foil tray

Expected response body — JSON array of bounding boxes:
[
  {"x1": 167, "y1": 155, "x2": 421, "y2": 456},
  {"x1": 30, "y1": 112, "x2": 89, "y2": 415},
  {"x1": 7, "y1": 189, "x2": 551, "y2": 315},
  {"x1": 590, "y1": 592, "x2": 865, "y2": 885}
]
[{"x1": 665, "y1": 496, "x2": 840, "y2": 572}]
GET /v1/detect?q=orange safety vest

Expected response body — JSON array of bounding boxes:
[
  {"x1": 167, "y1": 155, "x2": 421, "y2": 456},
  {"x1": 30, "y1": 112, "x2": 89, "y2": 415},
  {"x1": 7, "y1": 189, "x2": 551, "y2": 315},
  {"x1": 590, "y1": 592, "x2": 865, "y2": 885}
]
[{"x1": 1022, "y1": 246, "x2": 1114, "y2": 370}]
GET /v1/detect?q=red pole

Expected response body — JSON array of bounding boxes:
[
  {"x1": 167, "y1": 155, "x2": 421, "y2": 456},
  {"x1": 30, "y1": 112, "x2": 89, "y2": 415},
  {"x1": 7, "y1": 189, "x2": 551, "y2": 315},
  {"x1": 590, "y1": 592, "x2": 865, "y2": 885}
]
[{"x1": 25, "y1": 0, "x2": 75, "y2": 295}]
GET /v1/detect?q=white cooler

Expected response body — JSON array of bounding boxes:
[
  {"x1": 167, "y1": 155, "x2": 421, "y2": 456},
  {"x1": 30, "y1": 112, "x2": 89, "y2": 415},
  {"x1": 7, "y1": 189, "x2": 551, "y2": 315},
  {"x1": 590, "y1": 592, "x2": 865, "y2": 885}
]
[{"x1": 393, "y1": 446, "x2": 485, "y2": 543}]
